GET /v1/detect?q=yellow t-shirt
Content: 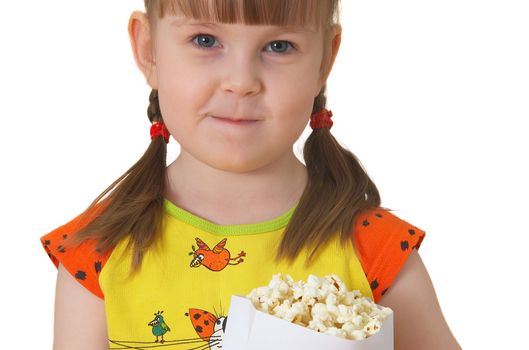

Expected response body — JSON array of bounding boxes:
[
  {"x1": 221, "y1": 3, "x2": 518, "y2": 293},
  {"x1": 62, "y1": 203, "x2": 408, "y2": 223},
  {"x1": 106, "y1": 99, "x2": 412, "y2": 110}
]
[{"x1": 41, "y1": 198, "x2": 425, "y2": 349}]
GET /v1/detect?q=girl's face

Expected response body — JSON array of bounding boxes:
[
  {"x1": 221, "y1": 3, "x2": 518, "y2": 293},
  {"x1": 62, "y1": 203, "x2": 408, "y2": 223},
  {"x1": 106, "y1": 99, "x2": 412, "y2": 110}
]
[{"x1": 130, "y1": 12, "x2": 341, "y2": 173}]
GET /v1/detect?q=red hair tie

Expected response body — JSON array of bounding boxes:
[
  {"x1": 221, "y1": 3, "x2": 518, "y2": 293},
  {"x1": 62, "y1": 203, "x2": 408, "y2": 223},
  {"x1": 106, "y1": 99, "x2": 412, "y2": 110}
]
[
  {"x1": 150, "y1": 121, "x2": 170, "y2": 143},
  {"x1": 310, "y1": 108, "x2": 333, "y2": 130}
]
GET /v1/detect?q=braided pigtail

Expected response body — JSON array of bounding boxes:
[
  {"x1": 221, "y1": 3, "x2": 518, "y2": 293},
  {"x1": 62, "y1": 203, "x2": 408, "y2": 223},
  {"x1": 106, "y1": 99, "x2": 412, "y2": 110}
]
[
  {"x1": 64, "y1": 89, "x2": 169, "y2": 276},
  {"x1": 274, "y1": 84, "x2": 386, "y2": 266}
]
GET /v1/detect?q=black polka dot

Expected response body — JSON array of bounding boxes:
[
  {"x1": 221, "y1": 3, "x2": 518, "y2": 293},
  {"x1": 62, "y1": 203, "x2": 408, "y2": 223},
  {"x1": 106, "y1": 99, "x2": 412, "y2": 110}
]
[
  {"x1": 63, "y1": 234, "x2": 68, "y2": 239},
  {"x1": 370, "y1": 279, "x2": 379, "y2": 290},
  {"x1": 195, "y1": 326, "x2": 203, "y2": 333},
  {"x1": 401, "y1": 240, "x2": 409, "y2": 251},
  {"x1": 408, "y1": 229, "x2": 415, "y2": 235},
  {"x1": 193, "y1": 313, "x2": 201, "y2": 320},
  {"x1": 75, "y1": 270, "x2": 87, "y2": 280},
  {"x1": 94, "y1": 261, "x2": 102, "y2": 273},
  {"x1": 204, "y1": 320, "x2": 209, "y2": 326},
  {"x1": 57, "y1": 245, "x2": 65, "y2": 253},
  {"x1": 362, "y1": 219, "x2": 370, "y2": 227},
  {"x1": 375, "y1": 213, "x2": 383, "y2": 218},
  {"x1": 381, "y1": 288, "x2": 388, "y2": 296},
  {"x1": 44, "y1": 240, "x2": 51, "y2": 246}
]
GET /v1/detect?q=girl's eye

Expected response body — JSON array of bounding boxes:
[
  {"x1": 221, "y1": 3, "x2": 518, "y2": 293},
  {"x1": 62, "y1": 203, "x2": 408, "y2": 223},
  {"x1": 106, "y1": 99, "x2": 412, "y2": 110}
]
[
  {"x1": 266, "y1": 40, "x2": 294, "y2": 54},
  {"x1": 190, "y1": 33, "x2": 296, "y2": 55},
  {"x1": 192, "y1": 34, "x2": 219, "y2": 49}
]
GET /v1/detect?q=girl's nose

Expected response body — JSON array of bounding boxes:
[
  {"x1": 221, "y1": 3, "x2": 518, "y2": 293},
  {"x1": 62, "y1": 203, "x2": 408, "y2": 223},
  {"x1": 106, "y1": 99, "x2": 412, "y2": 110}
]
[{"x1": 220, "y1": 55, "x2": 262, "y2": 97}]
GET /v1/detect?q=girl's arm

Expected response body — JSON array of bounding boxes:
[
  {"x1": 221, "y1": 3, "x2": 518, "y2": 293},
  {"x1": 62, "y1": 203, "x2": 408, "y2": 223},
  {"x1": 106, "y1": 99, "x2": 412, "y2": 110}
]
[
  {"x1": 378, "y1": 249, "x2": 462, "y2": 350},
  {"x1": 53, "y1": 263, "x2": 109, "y2": 350}
]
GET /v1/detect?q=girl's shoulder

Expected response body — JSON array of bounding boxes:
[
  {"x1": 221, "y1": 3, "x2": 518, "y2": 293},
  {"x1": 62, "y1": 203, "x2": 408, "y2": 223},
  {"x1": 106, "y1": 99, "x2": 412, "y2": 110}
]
[
  {"x1": 40, "y1": 203, "x2": 113, "y2": 300},
  {"x1": 351, "y1": 207, "x2": 427, "y2": 302}
]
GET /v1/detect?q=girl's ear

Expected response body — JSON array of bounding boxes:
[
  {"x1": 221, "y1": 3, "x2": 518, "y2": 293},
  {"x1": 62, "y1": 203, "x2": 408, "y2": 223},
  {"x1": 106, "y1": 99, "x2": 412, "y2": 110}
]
[
  {"x1": 328, "y1": 24, "x2": 342, "y2": 75},
  {"x1": 317, "y1": 24, "x2": 342, "y2": 94},
  {"x1": 128, "y1": 11, "x2": 158, "y2": 89}
]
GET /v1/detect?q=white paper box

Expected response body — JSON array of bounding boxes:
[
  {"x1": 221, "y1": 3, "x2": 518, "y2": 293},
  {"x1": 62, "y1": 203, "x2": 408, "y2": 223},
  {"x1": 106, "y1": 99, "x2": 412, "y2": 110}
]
[{"x1": 223, "y1": 294, "x2": 394, "y2": 350}]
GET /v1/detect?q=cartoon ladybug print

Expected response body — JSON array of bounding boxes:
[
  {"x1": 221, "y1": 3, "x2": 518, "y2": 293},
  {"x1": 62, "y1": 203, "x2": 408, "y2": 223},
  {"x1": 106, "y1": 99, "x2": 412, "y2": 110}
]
[
  {"x1": 185, "y1": 307, "x2": 227, "y2": 350},
  {"x1": 188, "y1": 237, "x2": 246, "y2": 271}
]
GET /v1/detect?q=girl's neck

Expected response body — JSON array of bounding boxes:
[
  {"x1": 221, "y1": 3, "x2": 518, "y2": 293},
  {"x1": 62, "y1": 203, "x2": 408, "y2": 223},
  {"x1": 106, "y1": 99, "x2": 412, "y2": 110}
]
[{"x1": 163, "y1": 151, "x2": 307, "y2": 226}]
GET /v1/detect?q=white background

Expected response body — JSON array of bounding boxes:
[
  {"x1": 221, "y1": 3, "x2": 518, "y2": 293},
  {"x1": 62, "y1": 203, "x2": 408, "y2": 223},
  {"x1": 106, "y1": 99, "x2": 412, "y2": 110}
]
[{"x1": 1, "y1": 0, "x2": 528, "y2": 348}]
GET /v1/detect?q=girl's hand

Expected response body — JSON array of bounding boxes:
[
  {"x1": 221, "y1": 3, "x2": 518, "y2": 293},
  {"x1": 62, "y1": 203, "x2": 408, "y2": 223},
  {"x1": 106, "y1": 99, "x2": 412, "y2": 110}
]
[
  {"x1": 378, "y1": 250, "x2": 462, "y2": 350},
  {"x1": 53, "y1": 263, "x2": 109, "y2": 350}
]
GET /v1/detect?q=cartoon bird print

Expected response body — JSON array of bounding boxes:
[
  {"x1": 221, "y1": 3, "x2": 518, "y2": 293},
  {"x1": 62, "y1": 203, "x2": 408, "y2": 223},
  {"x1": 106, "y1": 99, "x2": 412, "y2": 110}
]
[
  {"x1": 147, "y1": 310, "x2": 171, "y2": 344},
  {"x1": 185, "y1": 306, "x2": 227, "y2": 350},
  {"x1": 189, "y1": 237, "x2": 246, "y2": 271}
]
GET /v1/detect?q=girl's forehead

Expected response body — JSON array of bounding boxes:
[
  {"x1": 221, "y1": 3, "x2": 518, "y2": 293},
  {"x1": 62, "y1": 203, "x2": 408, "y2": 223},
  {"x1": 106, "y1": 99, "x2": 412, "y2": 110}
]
[{"x1": 169, "y1": 15, "x2": 318, "y2": 34}]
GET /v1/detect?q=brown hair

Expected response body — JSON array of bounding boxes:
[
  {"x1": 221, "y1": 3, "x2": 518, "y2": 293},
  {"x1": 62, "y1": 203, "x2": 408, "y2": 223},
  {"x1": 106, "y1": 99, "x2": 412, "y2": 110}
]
[{"x1": 64, "y1": 0, "x2": 387, "y2": 275}]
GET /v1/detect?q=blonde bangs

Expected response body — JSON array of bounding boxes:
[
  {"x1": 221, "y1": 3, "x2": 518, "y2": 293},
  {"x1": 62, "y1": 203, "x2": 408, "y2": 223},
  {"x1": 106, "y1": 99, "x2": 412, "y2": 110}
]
[{"x1": 144, "y1": 0, "x2": 339, "y2": 32}]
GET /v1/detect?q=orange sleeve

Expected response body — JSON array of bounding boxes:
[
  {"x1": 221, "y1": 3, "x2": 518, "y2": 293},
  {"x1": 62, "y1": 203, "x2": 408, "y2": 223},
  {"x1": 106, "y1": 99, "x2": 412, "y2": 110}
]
[
  {"x1": 40, "y1": 202, "x2": 113, "y2": 300},
  {"x1": 352, "y1": 208, "x2": 426, "y2": 303}
]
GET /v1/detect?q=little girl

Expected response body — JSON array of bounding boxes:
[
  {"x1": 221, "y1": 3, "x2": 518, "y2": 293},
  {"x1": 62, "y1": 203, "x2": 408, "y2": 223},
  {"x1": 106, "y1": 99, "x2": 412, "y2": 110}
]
[{"x1": 41, "y1": 1, "x2": 460, "y2": 349}]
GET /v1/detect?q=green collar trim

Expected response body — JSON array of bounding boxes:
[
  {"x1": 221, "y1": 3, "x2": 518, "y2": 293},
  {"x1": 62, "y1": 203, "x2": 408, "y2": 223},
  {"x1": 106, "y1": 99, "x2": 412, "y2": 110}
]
[{"x1": 163, "y1": 198, "x2": 297, "y2": 235}]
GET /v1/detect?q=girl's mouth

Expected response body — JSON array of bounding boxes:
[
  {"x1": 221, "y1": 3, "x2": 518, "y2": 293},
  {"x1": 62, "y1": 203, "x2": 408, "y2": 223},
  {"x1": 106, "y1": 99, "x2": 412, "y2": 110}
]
[{"x1": 211, "y1": 116, "x2": 260, "y2": 125}]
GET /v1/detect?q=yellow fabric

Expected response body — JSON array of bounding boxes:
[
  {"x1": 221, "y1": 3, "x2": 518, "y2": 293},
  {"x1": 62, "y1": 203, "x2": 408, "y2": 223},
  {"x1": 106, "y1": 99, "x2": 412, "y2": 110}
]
[{"x1": 99, "y1": 199, "x2": 373, "y2": 349}]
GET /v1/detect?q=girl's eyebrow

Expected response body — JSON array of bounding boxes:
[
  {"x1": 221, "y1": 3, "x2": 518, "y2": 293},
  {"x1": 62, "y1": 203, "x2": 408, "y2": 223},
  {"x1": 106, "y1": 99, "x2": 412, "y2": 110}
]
[{"x1": 170, "y1": 19, "x2": 315, "y2": 33}]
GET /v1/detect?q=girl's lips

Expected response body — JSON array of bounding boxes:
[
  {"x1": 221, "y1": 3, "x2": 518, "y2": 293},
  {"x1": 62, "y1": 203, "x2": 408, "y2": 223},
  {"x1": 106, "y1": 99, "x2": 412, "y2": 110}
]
[{"x1": 211, "y1": 116, "x2": 259, "y2": 125}]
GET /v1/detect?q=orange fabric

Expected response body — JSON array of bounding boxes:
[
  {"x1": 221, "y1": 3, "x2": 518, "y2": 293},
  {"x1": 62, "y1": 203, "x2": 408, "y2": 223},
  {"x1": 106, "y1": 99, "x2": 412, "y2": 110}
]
[
  {"x1": 40, "y1": 202, "x2": 113, "y2": 299},
  {"x1": 352, "y1": 208, "x2": 426, "y2": 303}
]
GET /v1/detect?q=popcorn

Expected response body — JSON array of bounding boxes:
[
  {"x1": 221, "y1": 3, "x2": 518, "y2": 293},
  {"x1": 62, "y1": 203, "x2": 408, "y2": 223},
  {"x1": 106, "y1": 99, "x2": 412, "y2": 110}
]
[{"x1": 246, "y1": 273, "x2": 393, "y2": 341}]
